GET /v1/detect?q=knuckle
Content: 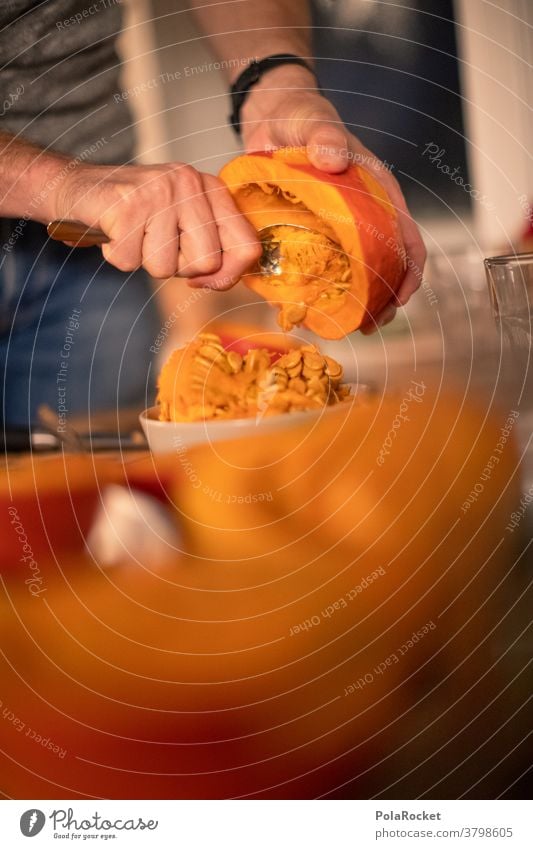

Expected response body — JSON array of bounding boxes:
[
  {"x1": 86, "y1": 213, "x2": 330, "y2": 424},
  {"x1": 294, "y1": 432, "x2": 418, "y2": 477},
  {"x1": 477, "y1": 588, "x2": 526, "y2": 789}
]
[
  {"x1": 203, "y1": 173, "x2": 221, "y2": 189},
  {"x1": 188, "y1": 253, "x2": 222, "y2": 275},
  {"x1": 178, "y1": 164, "x2": 202, "y2": 194},
  {"x1": 144, "y1": 259, "x2": 175, "y2": 279},
  {"x1": 102, "y1": 238, "x2": 140, "y2": 272},
  {"x1": 116, "y1": 183, "x2": 146, "y2": 210},
  {"x1": 106, "y1": 253, "x2": 138, "y2": 273},
  {"x1": 142, "y1": 239, "x2": 177, "y2": 278},
  {"x1": 202, "y1": 174, "x2": 223, "y2": 198},
  {"x1": 134, "y1": 177, "x2": 172, "y2": 211}
]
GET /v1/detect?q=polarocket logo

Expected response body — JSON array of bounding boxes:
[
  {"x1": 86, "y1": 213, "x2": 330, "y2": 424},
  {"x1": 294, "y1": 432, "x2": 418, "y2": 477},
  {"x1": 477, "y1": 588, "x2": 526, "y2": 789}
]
[{"x1": 20, "y1": 809, "x2": 46, "y2": 837}]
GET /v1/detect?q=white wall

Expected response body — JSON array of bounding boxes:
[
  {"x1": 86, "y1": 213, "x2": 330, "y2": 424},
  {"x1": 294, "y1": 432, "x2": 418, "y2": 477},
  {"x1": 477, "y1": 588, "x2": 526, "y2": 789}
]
[
  {"x1": 119, "y1": 0, "x2": 169, "y2": 161},
  {"x1": 455, "y1": 0, "x2": 532, "y2": 248},
  {"x1": 120, "y1": 0, "x2": 239, "y2": 171}
]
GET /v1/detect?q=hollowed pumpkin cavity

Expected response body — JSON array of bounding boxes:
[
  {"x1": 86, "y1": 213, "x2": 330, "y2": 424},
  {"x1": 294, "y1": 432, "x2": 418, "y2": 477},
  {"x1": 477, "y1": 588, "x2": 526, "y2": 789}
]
[{"x1": 220, "y1": 148, "x2": 405, "y2": 339}]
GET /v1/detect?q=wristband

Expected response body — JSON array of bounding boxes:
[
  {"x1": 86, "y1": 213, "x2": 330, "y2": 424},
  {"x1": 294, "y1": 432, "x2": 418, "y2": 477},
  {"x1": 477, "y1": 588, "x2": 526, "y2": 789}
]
[{"x1": 229, "y1": 54, "x2": 319, "y2": 135}]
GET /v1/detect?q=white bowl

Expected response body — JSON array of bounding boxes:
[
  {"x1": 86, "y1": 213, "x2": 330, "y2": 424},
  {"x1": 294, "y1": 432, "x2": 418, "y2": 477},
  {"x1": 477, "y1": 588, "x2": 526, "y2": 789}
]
[{"x1": 139, "y1": 389, "x2": 362, "y2": 454}]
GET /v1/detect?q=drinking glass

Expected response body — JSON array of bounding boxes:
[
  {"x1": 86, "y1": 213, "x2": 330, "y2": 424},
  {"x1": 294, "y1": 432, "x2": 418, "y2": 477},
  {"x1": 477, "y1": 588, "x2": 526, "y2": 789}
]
[
  {"x1": 485, "y1": 252, "x2": 533, "y2": 523},
  {"x1": 485, "y1": 252, "x2": 533, "y2": 368}
]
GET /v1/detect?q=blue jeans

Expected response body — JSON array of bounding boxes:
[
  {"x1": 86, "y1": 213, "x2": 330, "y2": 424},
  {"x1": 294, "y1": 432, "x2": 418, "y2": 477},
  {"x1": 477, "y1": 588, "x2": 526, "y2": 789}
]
[{"x1": 0, "y1": 219, "x2": 161, "y2": 428}]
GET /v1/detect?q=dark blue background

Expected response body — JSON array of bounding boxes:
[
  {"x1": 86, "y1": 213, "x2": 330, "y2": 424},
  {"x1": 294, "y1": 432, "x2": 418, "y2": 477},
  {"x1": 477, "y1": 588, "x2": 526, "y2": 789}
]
[{"x1": 311, "y1": 0, "x2": 470, "y2": 216}]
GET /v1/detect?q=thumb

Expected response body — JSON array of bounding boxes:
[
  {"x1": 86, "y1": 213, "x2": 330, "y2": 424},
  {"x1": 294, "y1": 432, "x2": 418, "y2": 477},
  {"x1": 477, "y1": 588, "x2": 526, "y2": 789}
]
[{"x1": 306, "y1": 122, "x2": 350, "y2": 173}]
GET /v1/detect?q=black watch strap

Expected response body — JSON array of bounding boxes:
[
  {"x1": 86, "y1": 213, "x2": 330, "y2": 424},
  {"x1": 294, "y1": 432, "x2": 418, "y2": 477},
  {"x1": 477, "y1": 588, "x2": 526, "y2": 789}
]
[{"x1": 229, "y1": 54, "x2": 319, "y2": 135}]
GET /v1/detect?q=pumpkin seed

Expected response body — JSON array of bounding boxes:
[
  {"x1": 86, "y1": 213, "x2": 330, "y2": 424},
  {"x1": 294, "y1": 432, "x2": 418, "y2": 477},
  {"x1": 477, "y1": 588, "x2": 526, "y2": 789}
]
[
  {"x1": 280, "y1": 349, "x2": 302, "y2": 370},
  {"x1": 194, "y1": 355, "x2": 214, "y2": 370},
  {"x1": 199, "y1": 344, "x2": 224, "y2": 361},
  {"x1": 286, "y1": 362, "x2": 302, "y2": 378},
  {"x1": 283, "y1": 303, "x2": 307, "y2": 324},
  {"x1": 288, "y1": 377, "x2": 306, "y2": 394},
  {"x1": 303, "y1": 351, "x2": 324, "y2": 370},
  {"x1": 227, "y1": 351, "x2": 243, "y2": 373},
  {"x1": 198, "y1": 332, "x2": 223, "y2": 344},
  {"x1": 324, "y1": 356, "x2": 343, "y2": 379}
]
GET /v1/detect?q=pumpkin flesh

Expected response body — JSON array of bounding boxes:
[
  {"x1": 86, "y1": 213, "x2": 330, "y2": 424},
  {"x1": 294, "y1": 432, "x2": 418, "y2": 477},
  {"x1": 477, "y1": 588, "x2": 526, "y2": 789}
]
[
  {"x1": 220, "y1": 148, "x2": 405, "y2": 339},
  {"x1": 156, "y1": 332, "x2": 349, "y2": 422}
]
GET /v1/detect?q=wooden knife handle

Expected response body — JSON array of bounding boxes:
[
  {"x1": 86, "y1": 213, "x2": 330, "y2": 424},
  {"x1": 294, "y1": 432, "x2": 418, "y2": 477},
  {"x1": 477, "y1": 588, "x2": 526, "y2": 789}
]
[{"x1": 47, "y1": 220, "x2": 109, "y2": 247}]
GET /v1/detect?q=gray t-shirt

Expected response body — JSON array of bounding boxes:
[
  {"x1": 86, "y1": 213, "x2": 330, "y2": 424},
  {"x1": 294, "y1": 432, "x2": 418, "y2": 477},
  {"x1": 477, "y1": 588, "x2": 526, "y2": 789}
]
[{"x1": 0, "y1": 0, "x2": 135, "y2": 163}]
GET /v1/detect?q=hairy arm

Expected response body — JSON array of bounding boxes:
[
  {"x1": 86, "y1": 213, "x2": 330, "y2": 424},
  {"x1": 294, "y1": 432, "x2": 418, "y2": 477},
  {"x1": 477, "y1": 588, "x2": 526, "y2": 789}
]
[
  {"x1": 0, "y1": 131, "x2": 260, "y2": 287},
  {"x1": 0, "y1": 132, "x2": 72, "y2": 222},
  {"x1": 189, "y1": 0, "x2": 312, "y2": 80}
]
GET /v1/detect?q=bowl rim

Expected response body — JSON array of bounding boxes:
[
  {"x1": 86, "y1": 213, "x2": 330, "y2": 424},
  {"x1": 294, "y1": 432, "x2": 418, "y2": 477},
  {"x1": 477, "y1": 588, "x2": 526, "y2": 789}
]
[
  {"x1": 140, "y1": 403, "x2": 344, "y2": 430},
  {"x1": 139, "y1": 385, "x2": 365, "y2": 431}
]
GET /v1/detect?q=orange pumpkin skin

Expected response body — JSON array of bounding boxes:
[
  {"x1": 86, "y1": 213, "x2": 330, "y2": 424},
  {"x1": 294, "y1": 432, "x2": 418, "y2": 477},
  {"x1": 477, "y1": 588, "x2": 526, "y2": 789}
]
[{"x1": 219, "y1": 148, "x2": 405, "y2": 339}]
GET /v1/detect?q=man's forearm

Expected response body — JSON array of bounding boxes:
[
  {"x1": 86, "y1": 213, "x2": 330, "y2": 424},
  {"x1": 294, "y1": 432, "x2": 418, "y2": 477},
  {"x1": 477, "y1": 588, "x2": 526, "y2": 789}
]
[
  {"x1": 191, "y1": 0, "x2": 319, "y2": 134},
  {"x1": 0, "y1": 132, "x2": 72, "y2": 223},
  {"x1": 190, "y1": 0, "x2": 313, "y2": 82}
]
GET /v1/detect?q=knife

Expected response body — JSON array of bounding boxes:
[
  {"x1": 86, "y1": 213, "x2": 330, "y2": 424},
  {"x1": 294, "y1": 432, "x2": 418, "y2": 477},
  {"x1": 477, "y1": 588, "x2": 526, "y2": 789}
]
[
  {"x1": 0, "y1": 427, "x2": 147, "y2": 453},
  {"x1": 47, "y1": 220, "x2": 109, "y2": 247}
]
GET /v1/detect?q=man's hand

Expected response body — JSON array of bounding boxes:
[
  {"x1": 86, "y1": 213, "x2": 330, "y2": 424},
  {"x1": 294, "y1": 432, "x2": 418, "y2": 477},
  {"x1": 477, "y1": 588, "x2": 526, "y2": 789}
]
[
  {"x1": 241, "y1": 65, "x2": 426, "y2": 332},
  {"x1": 53, "y1": 162, "x2": 261, "y2": 289}
]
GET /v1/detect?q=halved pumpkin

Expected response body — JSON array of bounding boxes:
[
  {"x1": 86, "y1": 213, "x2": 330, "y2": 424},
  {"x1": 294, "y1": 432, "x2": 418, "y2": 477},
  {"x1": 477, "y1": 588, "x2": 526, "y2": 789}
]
[{"x1": 219, "y1": 147, "x2": 405, "y2": 339}]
